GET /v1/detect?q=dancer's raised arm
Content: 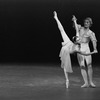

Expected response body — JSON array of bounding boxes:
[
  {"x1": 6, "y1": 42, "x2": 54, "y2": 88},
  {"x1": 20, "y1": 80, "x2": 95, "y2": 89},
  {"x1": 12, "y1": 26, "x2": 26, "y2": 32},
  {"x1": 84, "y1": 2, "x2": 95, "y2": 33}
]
[
  {"x1": 53, "y1": 11, "x2": 71, "y2": 45},
  {"x1": 72, "y1": 15, "x2": 80, "y2": 37}
]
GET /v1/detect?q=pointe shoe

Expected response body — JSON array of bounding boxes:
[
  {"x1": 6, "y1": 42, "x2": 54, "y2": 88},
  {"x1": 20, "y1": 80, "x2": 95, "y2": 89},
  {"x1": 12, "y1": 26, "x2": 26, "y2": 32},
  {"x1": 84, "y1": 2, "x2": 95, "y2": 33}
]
[
  {"x1": 89, "y1": 83, "x2": 96, "y2": 88},
  {"x1": 81, "y1": 83, "x2": 89, "y2": 88},
  {"x1": 66, "y1": 80, "x2": 69, "y2": 88}
]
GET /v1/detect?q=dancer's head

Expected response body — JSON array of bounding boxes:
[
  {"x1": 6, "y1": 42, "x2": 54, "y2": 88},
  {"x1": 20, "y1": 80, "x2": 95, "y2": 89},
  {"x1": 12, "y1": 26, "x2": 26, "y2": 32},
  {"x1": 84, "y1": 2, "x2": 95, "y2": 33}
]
[
  {"x1": 84, "y1": 17, "x2": 93, "y2": 28},
  {"x1": 72, "y1": 36, "x2": 80, "y2": 44}
]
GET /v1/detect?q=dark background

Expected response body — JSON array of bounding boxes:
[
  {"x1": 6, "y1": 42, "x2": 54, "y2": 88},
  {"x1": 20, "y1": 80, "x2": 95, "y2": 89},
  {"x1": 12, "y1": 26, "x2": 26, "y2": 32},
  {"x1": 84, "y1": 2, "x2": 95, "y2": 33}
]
[{"x1": 0, "y1": 0, "x2": 100, "y2": 64}]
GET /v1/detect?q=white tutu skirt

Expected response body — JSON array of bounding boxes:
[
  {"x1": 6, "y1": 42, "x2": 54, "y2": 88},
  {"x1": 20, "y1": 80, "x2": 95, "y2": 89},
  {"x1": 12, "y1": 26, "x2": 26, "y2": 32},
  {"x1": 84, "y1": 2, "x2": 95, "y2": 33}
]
[{"x1": 59, "y1": 41, "x2": 74, "y2": 73}]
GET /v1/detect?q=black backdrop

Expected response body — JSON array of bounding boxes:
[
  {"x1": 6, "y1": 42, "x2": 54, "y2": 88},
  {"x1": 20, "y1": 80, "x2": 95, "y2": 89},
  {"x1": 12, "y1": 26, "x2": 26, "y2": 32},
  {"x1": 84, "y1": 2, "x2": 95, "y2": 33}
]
[{"x1": 0, "y1": 0, "x2": 100, "y2": 64}]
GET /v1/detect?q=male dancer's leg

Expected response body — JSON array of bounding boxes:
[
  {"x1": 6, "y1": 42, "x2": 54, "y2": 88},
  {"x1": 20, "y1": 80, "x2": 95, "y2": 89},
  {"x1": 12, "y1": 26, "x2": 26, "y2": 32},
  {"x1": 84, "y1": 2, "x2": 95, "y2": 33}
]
[
  {"x1": 77, "y1": 54, "x2": 89, "y2": 87},
  {"x1": 86, "y1": 56, "x2": 96, "y2": 87}
]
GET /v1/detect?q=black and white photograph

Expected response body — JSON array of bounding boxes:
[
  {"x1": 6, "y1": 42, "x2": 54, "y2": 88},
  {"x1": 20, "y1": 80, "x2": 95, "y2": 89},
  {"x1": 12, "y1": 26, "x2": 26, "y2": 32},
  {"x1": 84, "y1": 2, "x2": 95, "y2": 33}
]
[{"x1": 0, "y1": 0, "x2": 100, "y2": 100}]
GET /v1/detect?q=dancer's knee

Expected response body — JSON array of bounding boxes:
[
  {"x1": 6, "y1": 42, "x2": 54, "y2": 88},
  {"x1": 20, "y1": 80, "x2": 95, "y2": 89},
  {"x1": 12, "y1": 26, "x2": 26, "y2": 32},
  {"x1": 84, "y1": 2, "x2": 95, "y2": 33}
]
[
  {"x1": 80, "y1": 66, "x2": 86, "y2": 70},
  {"x1": 87, "y1": 63, "x2": 92, "y2": 68}
]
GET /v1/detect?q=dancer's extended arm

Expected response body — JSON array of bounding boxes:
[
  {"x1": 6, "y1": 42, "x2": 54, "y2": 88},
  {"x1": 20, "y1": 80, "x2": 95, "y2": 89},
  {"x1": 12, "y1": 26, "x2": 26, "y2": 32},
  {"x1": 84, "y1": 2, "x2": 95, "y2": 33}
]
[
  {"x1": 77, "y1": 51, "x2": 97, "y2": 56},
  {"x1": 72, "y1": 15, "x2": 80, "y2": 37}
]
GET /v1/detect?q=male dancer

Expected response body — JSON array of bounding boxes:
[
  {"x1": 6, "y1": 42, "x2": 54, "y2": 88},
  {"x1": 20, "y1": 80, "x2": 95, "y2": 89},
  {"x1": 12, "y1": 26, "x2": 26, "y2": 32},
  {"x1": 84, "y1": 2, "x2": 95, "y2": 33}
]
[
  {"x1": 53, "y1": 11, "x2": 97, "y2": 88},
  {"x1": 72, "y1": 15, "x2": 98, "y2": 88}
]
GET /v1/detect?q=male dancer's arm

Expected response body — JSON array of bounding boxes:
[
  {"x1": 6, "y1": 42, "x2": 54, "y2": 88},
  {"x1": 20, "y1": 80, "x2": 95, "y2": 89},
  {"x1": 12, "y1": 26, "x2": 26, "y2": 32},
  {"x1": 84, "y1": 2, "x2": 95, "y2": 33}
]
[
  {"x1": 72, "y1": 15, "x2": 80, "y2": 37},
  {"x1": 92, "y1": 39, "x2": 98, "y2": 53},
  {"x1": 90, "y1": 32, "x2": 98, "y2": 53}
]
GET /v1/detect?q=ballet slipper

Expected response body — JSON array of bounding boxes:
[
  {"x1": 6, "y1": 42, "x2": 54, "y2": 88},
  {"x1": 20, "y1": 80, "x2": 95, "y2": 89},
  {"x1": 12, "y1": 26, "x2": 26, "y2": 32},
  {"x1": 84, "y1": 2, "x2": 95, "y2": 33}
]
[
  {"x1": 66, "y1": 80, "x2": 69, "y2": 88},
  {"x1": 81, "y1": 83, "x2": 89, "y2": 88},
  {"x1": 89, "y1": 82, "x2": 96, "y2": 88}
]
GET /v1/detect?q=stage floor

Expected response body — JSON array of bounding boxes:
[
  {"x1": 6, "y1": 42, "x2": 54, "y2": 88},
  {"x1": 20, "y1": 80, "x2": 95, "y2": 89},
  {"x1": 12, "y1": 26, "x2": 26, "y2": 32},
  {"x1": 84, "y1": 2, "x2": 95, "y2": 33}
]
[{"x1": 0, "y1": 63, "x2": 100, "y2": 100}]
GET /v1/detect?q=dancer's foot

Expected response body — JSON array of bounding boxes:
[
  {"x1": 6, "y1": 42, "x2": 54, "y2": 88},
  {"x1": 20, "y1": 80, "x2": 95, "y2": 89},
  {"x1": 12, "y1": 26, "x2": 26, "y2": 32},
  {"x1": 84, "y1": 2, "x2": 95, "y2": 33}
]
[
  {"x1": 66, "y1": 80, "x2": 69, "y2": 88},
  {"x1": 81, "y1": 83, "x2": 89, "y2": 88},
  {"x1": 89, "y1": 82, "x2": 96, "y2": 88}
]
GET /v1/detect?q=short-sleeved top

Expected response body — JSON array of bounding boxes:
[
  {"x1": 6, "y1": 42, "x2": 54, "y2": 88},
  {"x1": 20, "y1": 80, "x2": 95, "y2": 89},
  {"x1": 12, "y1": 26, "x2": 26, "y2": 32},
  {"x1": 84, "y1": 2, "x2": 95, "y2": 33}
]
[{"x1": 78, "y1": 26, "x2": 97, "y2": 43}]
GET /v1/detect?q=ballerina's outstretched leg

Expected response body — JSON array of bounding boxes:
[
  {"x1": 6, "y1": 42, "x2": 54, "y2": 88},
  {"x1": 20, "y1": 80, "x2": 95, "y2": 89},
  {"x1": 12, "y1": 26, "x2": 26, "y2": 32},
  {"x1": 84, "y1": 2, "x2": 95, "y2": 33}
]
[
  {"x1": 54, "y1": 11, "x2": 73, "y2": 88},
  {"x1": 53, "y1": 11, "x2": 71, "y2": 45}
]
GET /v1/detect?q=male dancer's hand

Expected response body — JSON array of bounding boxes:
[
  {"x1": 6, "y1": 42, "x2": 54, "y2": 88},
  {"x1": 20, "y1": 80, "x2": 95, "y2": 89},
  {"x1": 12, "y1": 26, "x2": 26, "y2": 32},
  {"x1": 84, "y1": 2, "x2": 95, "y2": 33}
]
[{"x1": 93, "y1": 49, "x2": 98, "y2": 53}]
